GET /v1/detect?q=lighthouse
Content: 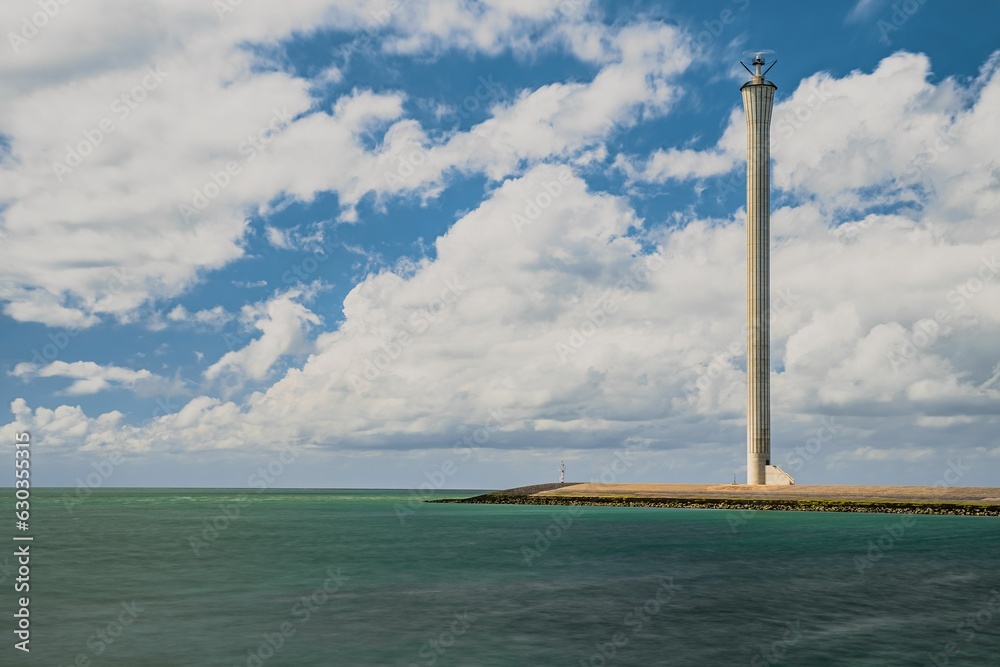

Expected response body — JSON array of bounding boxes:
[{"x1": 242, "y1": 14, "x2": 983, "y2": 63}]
[{"x1": 741, "y1": 53, "x2": 777, "y2": 485}]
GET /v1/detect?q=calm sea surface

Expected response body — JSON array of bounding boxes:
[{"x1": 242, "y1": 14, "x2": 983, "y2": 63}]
[{"x1": 6, "y1": 488, "x2": 1000, "y2": 666}]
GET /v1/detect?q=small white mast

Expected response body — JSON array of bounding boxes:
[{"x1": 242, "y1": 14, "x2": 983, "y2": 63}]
[{"x1": 559, "y1": 460, "x2": 565, "y2": 484}]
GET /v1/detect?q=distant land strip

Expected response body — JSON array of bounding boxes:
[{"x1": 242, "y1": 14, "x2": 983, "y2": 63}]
[{"x1": 432, "y1": 483, "x2": 1000, "y2": 516}]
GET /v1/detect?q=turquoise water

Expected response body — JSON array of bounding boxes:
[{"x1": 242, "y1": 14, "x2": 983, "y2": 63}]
[{"x1": 5, "y1": 488, "x2": 1000, "y2": 666}]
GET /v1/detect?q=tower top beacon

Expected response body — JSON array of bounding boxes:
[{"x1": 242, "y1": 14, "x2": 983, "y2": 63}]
[{"x1": 740, "y1": 49, "x2": 777, "y2": 87}]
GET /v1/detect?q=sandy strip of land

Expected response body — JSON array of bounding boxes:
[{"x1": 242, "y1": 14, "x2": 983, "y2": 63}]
[{"x1": 534, "y1": 483, "x2": 1000, "y2": 504}]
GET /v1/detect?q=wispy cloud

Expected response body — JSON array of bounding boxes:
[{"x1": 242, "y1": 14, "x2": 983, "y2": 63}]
[
  {"x1": 11, "y1": 360, "x2": 186, "y2": 397},
  {"x1": 846, "y1": 0, "x2": 887, "y2": 22}
]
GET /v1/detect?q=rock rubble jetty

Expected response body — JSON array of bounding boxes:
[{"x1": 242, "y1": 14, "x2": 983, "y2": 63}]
[{"x1": 432, "y1": 483, "x2": 1000, "y2": 516}]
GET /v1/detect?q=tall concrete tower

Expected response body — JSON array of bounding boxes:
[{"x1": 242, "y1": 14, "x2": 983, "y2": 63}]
[{"x1": 741, "y1": 53, "x2": 776, "y2": 485}]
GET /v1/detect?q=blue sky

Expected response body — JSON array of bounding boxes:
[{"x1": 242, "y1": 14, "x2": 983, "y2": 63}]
[{"x1": 2, "y1": 0, "x2": 999, "y2": 489}]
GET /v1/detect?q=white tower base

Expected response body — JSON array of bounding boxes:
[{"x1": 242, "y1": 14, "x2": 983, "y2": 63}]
[{"x1": 765, "y1": 465, "x2": 795, "y2": 485}]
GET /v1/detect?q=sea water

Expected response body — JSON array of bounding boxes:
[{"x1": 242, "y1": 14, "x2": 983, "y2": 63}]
[{"x1": 8, "y1": 488, "x2": 1000, "y2": 666}]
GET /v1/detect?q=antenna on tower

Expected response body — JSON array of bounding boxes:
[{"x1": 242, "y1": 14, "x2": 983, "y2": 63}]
[{"x1": 740, "y1": 49, "x2": 777, "y2": 82}]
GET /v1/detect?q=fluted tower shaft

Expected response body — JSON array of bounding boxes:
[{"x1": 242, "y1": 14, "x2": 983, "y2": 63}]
[{"x1": 741, "y1": 71, "x2": 776, "y2": 485}]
